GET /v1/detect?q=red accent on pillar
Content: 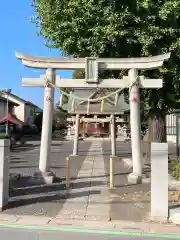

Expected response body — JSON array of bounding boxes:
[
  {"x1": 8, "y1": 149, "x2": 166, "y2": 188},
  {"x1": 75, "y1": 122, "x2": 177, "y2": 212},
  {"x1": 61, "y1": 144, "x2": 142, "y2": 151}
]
[{"x1": 131, "y1": 96, "x2": 137, "y2": 103}]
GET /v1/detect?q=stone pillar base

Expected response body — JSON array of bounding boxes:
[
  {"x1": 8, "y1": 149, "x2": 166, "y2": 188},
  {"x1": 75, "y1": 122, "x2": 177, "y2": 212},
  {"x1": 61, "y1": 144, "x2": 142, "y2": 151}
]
[
  {"x1": 127, "y1": 172, "x2": 148, "y2": 184},
  {"x1": 66, "y1": 135, "x2": 74, "y2": 140},
  {"x1": 34, "y1": 171, "x2": 56, "y2": 184},
  {"x1": 127, "y1": 173, "x2": 142, "y2": 184}
]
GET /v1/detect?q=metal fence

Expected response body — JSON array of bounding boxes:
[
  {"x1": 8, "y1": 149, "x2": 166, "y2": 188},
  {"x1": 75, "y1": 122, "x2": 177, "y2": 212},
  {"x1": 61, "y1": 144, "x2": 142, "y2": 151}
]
[{"x1": 166, "y1": 113, "x2": 176, "y2": 135}]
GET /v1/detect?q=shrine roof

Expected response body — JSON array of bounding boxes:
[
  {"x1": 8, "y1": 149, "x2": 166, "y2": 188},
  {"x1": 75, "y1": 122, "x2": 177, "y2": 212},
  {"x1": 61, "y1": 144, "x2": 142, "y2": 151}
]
[{"x1": 63, "y1": 88, "x2": 130, "y2": 114}]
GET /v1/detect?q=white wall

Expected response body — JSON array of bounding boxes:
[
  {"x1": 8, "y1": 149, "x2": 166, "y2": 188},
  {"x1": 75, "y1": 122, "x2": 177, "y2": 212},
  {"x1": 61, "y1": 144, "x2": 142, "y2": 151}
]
[{"x1": 12, "y1": 102, "x2": 25, "y2": 122}]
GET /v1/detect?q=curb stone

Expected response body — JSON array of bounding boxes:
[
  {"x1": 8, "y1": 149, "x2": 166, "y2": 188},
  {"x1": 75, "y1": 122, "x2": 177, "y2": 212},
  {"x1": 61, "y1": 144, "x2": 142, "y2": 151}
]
[
  {"x1": 0, "y1": 214, "x2": 179, "y2": 234},
  {"x1": 0, "y1": 214, "x2": 19, "y2": 223}
]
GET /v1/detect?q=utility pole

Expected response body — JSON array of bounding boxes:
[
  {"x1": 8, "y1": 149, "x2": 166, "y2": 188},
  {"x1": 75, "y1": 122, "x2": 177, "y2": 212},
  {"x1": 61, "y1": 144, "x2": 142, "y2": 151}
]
[{"x1": 1, "y1": 89, "x2": 12, "y2": 135}]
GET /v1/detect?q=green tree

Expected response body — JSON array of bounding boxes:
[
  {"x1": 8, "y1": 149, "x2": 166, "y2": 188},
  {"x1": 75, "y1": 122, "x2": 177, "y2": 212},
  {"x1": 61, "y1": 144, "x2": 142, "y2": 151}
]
[
  {"x1": 34, "y1": 112, "x2": 56, "y2": 133},
  {"x1": 54, "y1": 104, "x2": 68, "y2": 129},
  {"x1": 72, "y1": 69, "x2": 85, "y2": 79},
  {"x1": 32, "y1": 0, "x2": 180, "y2": 142}
]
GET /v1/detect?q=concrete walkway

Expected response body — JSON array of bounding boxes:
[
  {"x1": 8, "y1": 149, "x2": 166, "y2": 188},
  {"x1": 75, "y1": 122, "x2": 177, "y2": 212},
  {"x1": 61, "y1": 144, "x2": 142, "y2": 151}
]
[{"x1": 56, "y1": 141, "x2": 110, "y2": 221}]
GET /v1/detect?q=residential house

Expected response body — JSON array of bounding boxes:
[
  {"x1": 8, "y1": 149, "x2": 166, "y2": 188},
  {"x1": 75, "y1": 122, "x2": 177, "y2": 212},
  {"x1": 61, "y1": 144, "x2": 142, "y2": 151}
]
[
  {"x1": 0, "y1": 96, "x2": 23, "y2": 129},
  {"x1": 0, "y1": 92, "x2": 42, "y2": 125},
  {"x1": 0, "y1": 96, "x2": 19, "y2": 117}
]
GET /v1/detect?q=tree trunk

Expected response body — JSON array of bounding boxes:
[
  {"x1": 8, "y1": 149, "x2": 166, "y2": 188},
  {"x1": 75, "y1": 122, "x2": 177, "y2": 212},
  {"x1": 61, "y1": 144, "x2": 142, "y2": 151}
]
[
  {"x1": 143, "y1": 112, "x2": 166, "y2": 143},
  {"x1": 142, "y1": 112, "x2": 166, "y2": 165}
]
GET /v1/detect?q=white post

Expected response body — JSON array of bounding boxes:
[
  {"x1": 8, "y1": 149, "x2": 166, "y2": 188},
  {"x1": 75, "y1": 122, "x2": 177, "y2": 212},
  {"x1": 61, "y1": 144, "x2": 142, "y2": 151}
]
[
  {"x1": 128, "y1": 69, "x2": 142, "y2": 184},
  {"x1": 151, "y1": 143, "x2": 168, "y2": 220},
  {"x1": 72, "y1": 114, "x2": 80, "y2": 156},
  {"x1": 0, "y1": 139, "x2": 9, "y2": 210},
  {"x1": 38, "y1": 68, "x2": 55, "y2": 181},
  {"x1": 110, "y1": 114, "x2": 116, "y2": 157},
  {"x1": 5, "y1": 94, "x2": 9, "y2": 135}
]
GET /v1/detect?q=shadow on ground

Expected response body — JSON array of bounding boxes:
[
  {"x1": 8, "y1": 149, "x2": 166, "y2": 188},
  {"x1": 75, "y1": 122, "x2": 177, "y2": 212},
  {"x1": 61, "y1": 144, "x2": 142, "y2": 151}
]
[
  {"x1": 11, "y1": 142, "x2": 65, "y2": 153},
  {"x1": 11, "y1": 144, "x2": 40, "y2": 152},
  {"x1": 10, "y1": 164, "x2": 66, "y2": 169},
  {"x1": 7, "y1": 177, "x2": 103, "y2": 211},
  {"x1": 7, "y1": 189, "x2": 101, "y2": 210}
]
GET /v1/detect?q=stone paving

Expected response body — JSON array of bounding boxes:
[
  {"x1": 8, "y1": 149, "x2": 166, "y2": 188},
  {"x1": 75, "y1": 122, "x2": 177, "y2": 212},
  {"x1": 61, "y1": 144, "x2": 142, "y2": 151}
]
[
  {"x1": 56, "y1": 141, "x2": 110, "y2": 221},
  {"x1": 51, "y1": 140, "x2": 153, "y2": 223},
  {"x1": 102, "y1": 141, "x2": 150, "y2": 222}
]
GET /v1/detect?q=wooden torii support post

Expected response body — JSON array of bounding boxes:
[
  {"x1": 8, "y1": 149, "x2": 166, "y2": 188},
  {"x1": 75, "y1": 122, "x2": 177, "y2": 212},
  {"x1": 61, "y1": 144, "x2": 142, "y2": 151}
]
[{"x1": 16, "y1": 52, "x2": 170, "y2": 184}]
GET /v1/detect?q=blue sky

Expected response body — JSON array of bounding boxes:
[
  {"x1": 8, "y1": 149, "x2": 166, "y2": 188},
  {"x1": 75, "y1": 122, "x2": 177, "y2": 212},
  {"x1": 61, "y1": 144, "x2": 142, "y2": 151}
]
[{"x1": 0, "y1": 1, "x2": 72, "y2": 108}]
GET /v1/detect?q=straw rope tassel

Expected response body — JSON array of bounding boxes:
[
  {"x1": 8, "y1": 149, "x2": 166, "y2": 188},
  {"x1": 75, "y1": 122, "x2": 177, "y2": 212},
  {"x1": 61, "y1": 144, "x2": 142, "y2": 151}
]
[
  {"x1": 87, "y1": 99, "x2": 90, "y2": 115},
  {"x1": 101, "y1": 99, "x2": 104, "y2": 112},
  {"x1": 59, "y1": 93, "x2": 63, "y2": 107},
  {"x1": 114, "y1": 93, "x2": 119, "y2": 106},
  {"x1": 44, "y1": 76, "x2": 49, "y2": 87},
  {"x1": 71, "y1": 98, "x2": 75, "y2": 112}
]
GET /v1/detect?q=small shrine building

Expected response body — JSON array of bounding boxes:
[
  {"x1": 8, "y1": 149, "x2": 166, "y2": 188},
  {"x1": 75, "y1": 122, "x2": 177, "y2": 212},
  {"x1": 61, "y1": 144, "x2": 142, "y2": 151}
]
[{"x1": 64, "y1": 87, "x2": 130, "y2": 138}]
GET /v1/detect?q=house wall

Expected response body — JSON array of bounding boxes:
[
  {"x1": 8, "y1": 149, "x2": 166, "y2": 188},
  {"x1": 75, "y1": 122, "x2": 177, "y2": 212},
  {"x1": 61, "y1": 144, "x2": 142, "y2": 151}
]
[
  {"x1": 25, "y1": 105, "x2": 31, "y2": 121},
  {"x1": 0, "y1": 93, "x2": 42, "y2": 125},
  {"x1": 13, "y1": 103, "x2": 25, "y2": 122},
  {"x1": 0, "y1": 101, "x2": 6, "y2": 117},
  {"x1": 0, "y1": 101, "x2": 16, "y2": 118},
  {"x1": 24, "y1": 105, "x2": 36, "y2": 125}
]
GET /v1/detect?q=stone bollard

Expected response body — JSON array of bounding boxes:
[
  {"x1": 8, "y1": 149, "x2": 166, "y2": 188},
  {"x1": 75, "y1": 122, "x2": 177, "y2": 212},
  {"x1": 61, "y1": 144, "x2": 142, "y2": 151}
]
[
  {"x1": 151, "y1": 142, "x2": 168, "y2": 220},
  {"x1": 0, "y1": 139, "x2": 9, "y2": 211}
]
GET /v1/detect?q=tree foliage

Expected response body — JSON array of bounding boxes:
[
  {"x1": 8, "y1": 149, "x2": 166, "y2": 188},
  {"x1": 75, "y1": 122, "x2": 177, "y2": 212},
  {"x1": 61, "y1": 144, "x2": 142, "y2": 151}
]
[
  {"x1": 33, "y1": 112, "x2": 43, "y2": 133},
  {"x1": 32, "y1": 0, "x2": 180, "y2": 141},
  {"x1": 54, "y1": 105, "x2": 68, "y2": 129},
  {"x1": 72, "y1": 69, "x2": 85, "y2": 79},
  {"x1": 33, "y1": 112, "x2": 56, "y2": 133}
]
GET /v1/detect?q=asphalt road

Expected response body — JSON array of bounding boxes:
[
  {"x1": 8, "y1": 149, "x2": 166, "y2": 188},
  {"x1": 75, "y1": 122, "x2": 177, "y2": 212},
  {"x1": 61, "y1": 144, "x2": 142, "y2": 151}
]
[
  {"x1": 10, "y1": 140, "x2": 92, "y2": 177},
  {"x1": 0, "y1": 226, "x2": 177, "y2": 240}
]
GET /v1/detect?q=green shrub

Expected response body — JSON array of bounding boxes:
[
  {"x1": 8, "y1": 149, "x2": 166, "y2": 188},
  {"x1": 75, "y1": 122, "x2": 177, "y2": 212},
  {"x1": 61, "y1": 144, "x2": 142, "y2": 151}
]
[{"x1": 171, "y1": 158, "x2": 180, "y2": 181}]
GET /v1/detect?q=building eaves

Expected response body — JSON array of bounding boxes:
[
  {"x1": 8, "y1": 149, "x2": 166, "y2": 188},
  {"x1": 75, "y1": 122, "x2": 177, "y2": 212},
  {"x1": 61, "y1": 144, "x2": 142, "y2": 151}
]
[
  {"x1": 8, "y1": 93, "x2": 27, "y2": 104},
  {"x1": 0, "y1": 96, "x2": 19, "y2": 106},
  {"x1": 25, "y1": 101, "x2": 42, "y2": 111}
]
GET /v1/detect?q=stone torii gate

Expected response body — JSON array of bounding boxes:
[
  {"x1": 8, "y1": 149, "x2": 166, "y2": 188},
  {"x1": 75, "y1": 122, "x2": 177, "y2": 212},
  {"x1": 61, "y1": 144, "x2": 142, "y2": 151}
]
[{"x1": 16, "y1": 52, "x2": 170, "y2": 184}]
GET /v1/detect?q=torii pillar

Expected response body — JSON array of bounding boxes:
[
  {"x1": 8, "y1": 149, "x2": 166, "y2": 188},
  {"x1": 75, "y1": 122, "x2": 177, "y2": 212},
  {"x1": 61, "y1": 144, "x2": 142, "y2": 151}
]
[
  {"x1": 72, "y1": 114, "x2": 80, "y2": 156},
  {"x1": 128, "y1": 69, "x2": 142, "y2": 183},
  {"x1": 110, "y1": 114, "x2": 116, "y2": 157},
  {"x1": 39, "y1": 68, "x2": 55, "y2": 175}
]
